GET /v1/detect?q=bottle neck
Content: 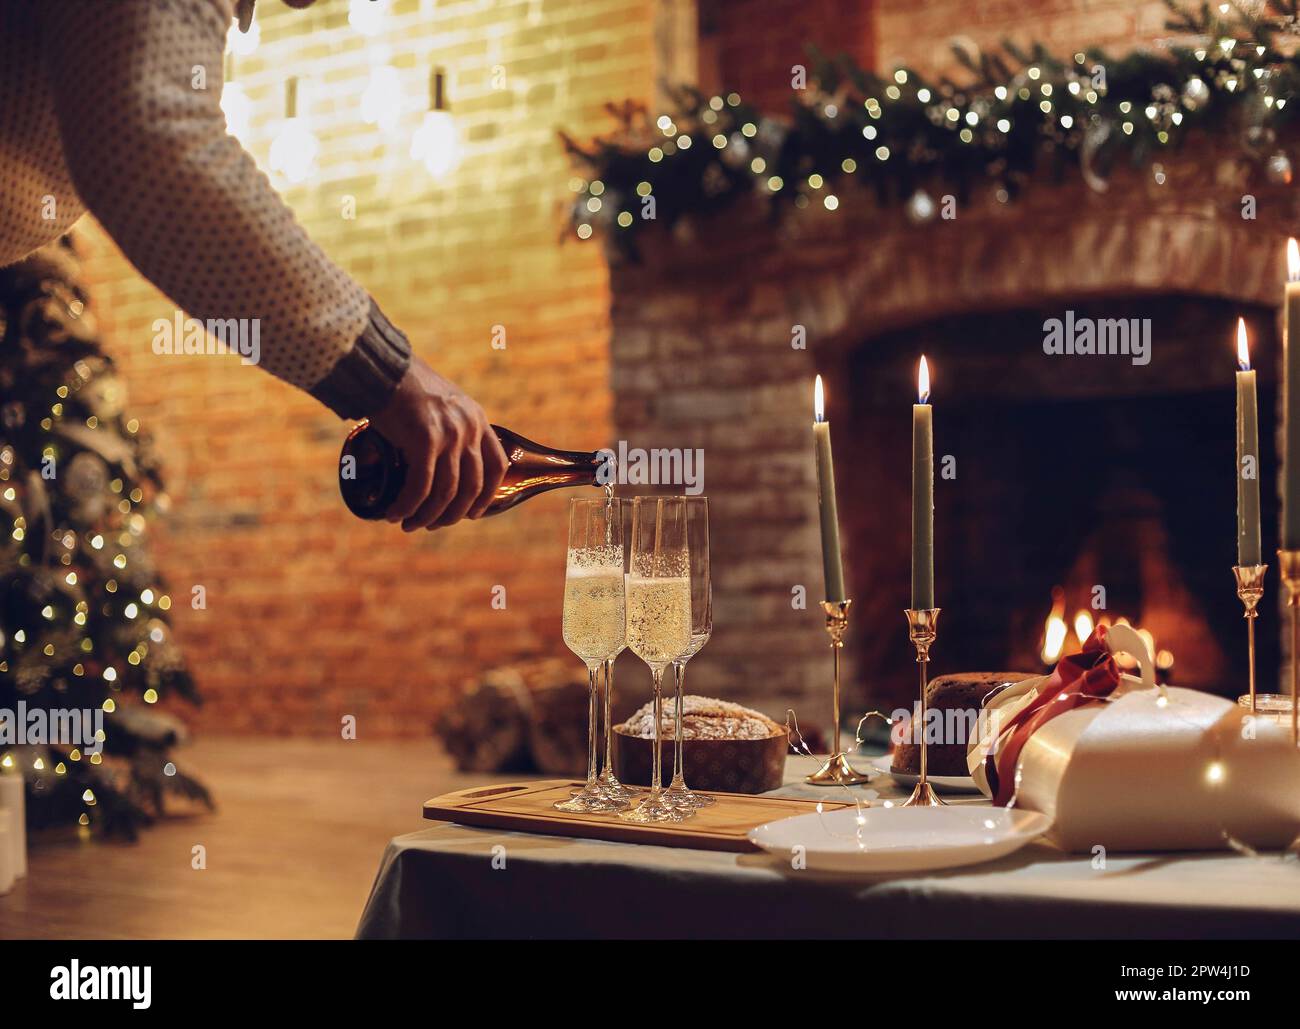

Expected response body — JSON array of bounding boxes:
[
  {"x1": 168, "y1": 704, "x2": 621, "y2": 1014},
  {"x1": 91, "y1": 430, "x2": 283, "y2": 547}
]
[{"x1": 492, "y1": 425, "x2": 606, "y2": 480}]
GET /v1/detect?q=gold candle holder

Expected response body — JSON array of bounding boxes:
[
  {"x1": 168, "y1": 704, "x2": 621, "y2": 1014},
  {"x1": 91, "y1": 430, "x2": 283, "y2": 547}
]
[
  {"x1": 805, "y1": 599, "x2": 871, "y2": 786},
  {"x1": 1233, "y1": 563, "x2": 1268, "y2": 715},
  {"x1": 1277, "y1": 551, "x2": 1300, "y2": 745},
  {"x1": 902, "y1": 607, "x2": 944, "y2": 807}
]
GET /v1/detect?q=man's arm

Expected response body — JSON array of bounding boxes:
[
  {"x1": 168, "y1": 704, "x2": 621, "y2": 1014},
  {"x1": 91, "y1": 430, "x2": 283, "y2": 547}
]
[
  {"x1": 38, "y1": 0, "x2": 398, "y2": 408},
  {"x1": 37, "y1": 0, "x2": 505, "y2": 527}
]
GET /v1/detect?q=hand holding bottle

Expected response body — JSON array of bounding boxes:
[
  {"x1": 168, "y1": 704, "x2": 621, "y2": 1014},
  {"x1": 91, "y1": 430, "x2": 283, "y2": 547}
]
[{"x1": 366, "y1": 356, "x2": 509, "y2": 530}]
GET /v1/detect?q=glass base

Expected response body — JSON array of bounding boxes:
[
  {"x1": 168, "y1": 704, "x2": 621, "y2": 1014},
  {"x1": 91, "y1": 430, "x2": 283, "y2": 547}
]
[
  {"x1": 595, "y1": 770, "x2": 641, "y2": 802},
  {"x1": 618, "y1": 793, "x2": 691, "y2": 823},
  {"x1": 556, "y1": 785, "x2": 629, "y2": 813},
  {"x1": 662, "y1": 784, "x2": 714, "y2": 809}
]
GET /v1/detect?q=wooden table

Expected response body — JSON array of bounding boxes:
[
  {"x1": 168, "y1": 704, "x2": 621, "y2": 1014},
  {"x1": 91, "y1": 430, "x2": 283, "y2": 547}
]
[{"x1": 357, "y1": 754, "x2": 1300, "y2": 939}]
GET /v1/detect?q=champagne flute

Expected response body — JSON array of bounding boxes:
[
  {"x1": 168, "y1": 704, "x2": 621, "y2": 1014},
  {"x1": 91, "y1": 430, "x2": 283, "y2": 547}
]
[
  {"x1": 555, "y1": 498, "x2": 629, "y2": 813},
  {"x1": 595, "y1": 653, "x2": 639, "y2": 803},
  {"x1": 662, "y1": 497, "x2": 713, "y2": 810},
  {"x1": 620, "y1": 497, "x2": 694, "y2": 823},
  {"x1": 593, "y1": 494, "x2": 637, "y2": 804}
]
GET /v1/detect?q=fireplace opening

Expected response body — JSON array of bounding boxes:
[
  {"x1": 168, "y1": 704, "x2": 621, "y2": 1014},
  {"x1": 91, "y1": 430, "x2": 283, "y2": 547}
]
[{"x1": 837, "y1": 295, "x2": 1280, "y2": 712}]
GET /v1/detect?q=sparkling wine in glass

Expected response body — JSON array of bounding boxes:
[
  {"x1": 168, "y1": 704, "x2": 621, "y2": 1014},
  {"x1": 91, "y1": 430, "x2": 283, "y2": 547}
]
[
  {"x1": 662, "y1": 497, "x2": 713, "y2": 810},
  {"x1": 555, "y1": 498, "x2": 629, "y2": 813},
  {"x1": 621, "y1": 497, "x2": 694, "y2": 824}
]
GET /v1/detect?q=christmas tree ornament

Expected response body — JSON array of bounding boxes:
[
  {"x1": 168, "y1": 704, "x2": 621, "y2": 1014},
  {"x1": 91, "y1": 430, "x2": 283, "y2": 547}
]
[
  {"x1": 1182, "y1": 76, "x2": 1210, "y2": 110},
  {"x1": 905, "y1": 189, "x2": 937, "y2": 223},
  {"x1": 1267, "y1": 151, "x2": 1293, "y2": 185},
  {"x1": 64, "y1": 452, "x2": 109, "y2": 520}
]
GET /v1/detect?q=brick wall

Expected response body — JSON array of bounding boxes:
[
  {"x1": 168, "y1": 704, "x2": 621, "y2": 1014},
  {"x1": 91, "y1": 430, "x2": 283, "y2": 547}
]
[
  {"x1": 699, "y1": 1, "x2": 1170, "y2": 115},
  {"x1": 79, "y1": 0, "x2": 654, "y2": 736},
  {"x1": 875, "y1": 0, "x2": 1172, "y2": 76},
  {"x1": 74, "y1": 0, "x2": 1215, "y2": 737},
  {"x1": 699, "y1": 0, "x2": 875, "y2": 111}
]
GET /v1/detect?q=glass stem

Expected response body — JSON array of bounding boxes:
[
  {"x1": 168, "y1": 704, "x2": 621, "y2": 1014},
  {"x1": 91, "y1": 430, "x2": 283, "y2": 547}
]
[
  {"x1": 601, "y1": 657, "x2": 616, "y2": 778},
  {"x1": 649, "y1": 666, "x2": 665, "y2": 800},
  {"x1": 669, "y1": 661, "x2": 686, "y2": 789},
  {"x1": 583, "y1": 661, "x2": 600, "y2": 788}
]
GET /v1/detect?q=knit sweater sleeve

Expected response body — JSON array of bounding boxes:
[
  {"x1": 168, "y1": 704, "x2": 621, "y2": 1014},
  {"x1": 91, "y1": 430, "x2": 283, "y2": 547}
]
[{"x1": 36, "y1": 0, "x2": 409, "y2": 418}]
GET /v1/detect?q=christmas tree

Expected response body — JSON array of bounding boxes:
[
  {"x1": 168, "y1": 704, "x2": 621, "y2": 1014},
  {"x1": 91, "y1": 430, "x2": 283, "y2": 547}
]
[{"x1": 0, "y1": 237, "x2": 210, "y2": 840}]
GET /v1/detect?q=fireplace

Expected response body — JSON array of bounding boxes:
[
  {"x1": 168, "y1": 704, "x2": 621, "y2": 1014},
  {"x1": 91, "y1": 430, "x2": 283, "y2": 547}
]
[
  {"x1": 837, "y1": 296, "x2": 1280, "y2": 710},
  {"x1": 608, "y1": 164, "x2": 1298, "y2": 731}
]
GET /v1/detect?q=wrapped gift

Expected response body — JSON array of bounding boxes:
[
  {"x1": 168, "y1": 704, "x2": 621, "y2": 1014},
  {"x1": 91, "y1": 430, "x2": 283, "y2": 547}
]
[{"x1": 968, "y1": 624, "x2": 1300, "y2": 852}]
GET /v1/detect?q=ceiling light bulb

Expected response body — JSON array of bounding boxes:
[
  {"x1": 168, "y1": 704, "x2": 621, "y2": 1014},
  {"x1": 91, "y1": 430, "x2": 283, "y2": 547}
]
[
  {"x1": 221, "y1": 81, "x2": 253, "y2": 143},
  {"x1": 362, "y1": 64, "x2": 403, "y2": 132},
  {"x1": 411, "y1": 111, "x2": 460, "y2": 178},
  {"x1": 349, "y1": 0, "x2": 390, "y2": 36},
  {"x1": 269, "y1": 78, "x2": 319, "y2": 185},
  {"x1": 228, "y1": 18, "x2": 260, "y2": 56},
  {"x1": 410, "y1": 69, "x2": 460, "y2": 179}
]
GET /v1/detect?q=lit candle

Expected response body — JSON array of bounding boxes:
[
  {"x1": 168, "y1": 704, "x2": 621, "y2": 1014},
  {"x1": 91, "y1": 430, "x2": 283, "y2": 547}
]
[
  {"x1": 1236, "y1": 318, "x2": 1262, "y2": 567},
  {"x1": 812, "y1": 375, "x2": 847, "y2": 603},
  {"x1": 912, "y1": 357, "x2": 934, "y2": 610},
  {"x1": 1284, "y1": 239, "x2": 1300, "y2": 548}
]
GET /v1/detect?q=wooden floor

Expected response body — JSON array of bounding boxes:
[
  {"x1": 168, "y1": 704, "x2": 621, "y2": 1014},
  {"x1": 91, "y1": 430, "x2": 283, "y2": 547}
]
[{"x1": 0, "y1": 734, "x2": 508, "y2": 940}]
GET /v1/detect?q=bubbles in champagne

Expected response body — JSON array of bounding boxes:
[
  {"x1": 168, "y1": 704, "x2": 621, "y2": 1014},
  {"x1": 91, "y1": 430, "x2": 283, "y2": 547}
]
[
  {"x1": 626, "y1": 576, "x2": 692, "y2": 665},
  {"x1": 562, "y1": 546, "x2": 625, "y2": 661}
]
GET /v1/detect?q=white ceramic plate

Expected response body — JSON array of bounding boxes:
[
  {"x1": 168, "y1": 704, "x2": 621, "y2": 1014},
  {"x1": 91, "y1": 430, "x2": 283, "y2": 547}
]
[
  {"x1": 747, "y1": 804, "x2": 1052, "y2": 874},
  {"x1": 869, "y1": 754, "x2": 983, "y2": 794}
]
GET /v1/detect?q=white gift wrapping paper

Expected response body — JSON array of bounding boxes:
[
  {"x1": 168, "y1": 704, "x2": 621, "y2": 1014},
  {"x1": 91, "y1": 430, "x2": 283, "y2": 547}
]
[
  {"x1": 968, "y1": 624, "x2": 1300, "y2": 852},
  {"x1": 0, "y1": 773, "x2": 26, "y2": 879}
]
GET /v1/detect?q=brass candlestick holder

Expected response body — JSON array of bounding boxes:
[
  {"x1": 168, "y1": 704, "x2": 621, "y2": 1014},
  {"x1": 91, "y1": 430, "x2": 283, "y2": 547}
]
[
  {"x1": 1277, "y1": 551, "x2": 1300, "y2": 745},
  {"x1": 805, "y1": 599, "x2": 871, "y2": 786},
  {"x1": 1232, "y1": 563, "x2": 1268, "y2": 714},
  {"x1": 902, "y1": 607, "x2": 944, "y2": 807}
]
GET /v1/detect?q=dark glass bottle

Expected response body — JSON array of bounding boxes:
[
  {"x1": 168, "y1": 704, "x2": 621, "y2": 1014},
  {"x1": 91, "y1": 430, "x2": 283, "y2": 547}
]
[{"x1": 339, "y1": 420, "x2": 607, "y2": 520}]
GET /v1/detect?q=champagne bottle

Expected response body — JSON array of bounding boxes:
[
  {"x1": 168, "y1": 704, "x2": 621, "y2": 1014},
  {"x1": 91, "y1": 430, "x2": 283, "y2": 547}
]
[{"x1": 339, "y1": 420, "x2": 608, "y2": 520}]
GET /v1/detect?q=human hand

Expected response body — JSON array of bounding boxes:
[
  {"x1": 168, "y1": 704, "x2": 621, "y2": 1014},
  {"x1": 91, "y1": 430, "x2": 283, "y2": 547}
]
[{"x1": 367, "y1": 357, "x2": 508, "y2": 530}]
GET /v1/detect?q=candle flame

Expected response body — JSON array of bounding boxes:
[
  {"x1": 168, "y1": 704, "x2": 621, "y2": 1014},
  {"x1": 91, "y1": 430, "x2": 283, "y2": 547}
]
[
  {"x1": 1042, "y1": 614, "x2": 1067, "y2": 665},
  {"x1": 1289, "y1": 238, "x2": 1300, "y2": 283},
  {"x1": 1073, "y1": 609, "x2": 1094, "y2": 645},
  {"x1": 1041, "y1": 587, "x2": 1067, "y2": 664},
  {"x1": 917, "y1": 355, "x2": 931, "y2": 404},
  {"x1": 1236, "y1": 317, "x2": 1250, "y2": 371},
  {"x1": 814, "y1": 374, "x2": 825, "y2": 422}
]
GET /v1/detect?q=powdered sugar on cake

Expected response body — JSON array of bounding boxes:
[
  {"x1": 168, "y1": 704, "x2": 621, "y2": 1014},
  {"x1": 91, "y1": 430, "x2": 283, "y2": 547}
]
[{"x1": 620, "y1": 695, "x2": 781, "y2": 740}]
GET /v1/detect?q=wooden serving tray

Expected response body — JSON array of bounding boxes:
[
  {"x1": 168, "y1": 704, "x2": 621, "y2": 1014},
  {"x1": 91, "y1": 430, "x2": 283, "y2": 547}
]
[{"x1": 423, "y1": 780, "x2": 852, "y2": 853}]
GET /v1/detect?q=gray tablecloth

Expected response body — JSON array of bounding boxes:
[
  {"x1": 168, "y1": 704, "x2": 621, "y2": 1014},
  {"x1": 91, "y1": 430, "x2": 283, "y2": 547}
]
[{"x1": 356, "y1": 755, "x2": 1300, "y2": 939}]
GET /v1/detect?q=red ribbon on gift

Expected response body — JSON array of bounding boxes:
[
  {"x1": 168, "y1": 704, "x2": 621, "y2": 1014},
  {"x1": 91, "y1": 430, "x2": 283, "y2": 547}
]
[{"x1": 987, "y1": 624, "x2": 1121, "y2": 806}]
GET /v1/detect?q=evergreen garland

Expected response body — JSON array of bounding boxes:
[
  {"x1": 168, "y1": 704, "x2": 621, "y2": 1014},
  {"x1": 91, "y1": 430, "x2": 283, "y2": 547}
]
[{"x1": 564, "y1": 1, "x2": 1300, "y2": 257}]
